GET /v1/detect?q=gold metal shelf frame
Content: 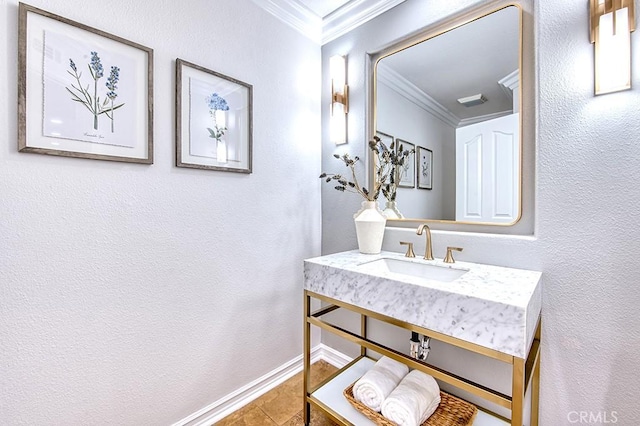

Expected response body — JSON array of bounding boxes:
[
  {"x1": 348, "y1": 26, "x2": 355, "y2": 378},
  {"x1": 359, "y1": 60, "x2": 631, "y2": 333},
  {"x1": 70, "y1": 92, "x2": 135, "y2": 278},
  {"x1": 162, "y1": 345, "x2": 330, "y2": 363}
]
[{"x1": 303, "y1": 290, "x2": 541, "y2": 426}]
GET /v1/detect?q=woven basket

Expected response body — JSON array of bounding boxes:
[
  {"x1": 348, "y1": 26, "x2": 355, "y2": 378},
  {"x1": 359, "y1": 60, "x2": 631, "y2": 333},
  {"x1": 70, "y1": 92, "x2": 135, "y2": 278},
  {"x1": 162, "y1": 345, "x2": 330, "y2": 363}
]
[{"x1": 343, "y1": 382, "x2": 477, "y2": 426}]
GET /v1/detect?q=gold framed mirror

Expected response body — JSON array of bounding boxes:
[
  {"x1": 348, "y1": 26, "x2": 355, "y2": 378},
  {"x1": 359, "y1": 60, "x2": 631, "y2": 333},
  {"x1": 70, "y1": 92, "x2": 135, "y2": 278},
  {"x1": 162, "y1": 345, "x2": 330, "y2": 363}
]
[{"x1": 370, "y1": 4, "x2": 523, "y2": 226}]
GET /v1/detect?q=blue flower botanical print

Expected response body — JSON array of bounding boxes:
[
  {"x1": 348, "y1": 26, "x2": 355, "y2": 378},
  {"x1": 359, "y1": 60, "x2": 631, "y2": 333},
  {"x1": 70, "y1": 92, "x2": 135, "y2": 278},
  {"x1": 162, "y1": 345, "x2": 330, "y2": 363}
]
[
  {"x1": 206, "y1": 93, "x2": 229, "y2": 142},
  {"x1": 206, "y1": 93, "x2": 229, "y2": 112},
  {"x1": 65, "y1": 51, "x2": 125, "y2": 132}
]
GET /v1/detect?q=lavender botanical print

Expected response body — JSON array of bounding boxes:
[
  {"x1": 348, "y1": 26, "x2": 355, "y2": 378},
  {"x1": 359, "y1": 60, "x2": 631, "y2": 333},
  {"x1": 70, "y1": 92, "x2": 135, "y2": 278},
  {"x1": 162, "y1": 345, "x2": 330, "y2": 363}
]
[
  {"x1": 42, "y1": 31, "x2": 136, "y2": 147},
  {"x1": 66, "y1": 52, "x2": 124, "y2": 132},
  {"x1": 105, "y1": 65, "x2": 122, "y2": 133}
]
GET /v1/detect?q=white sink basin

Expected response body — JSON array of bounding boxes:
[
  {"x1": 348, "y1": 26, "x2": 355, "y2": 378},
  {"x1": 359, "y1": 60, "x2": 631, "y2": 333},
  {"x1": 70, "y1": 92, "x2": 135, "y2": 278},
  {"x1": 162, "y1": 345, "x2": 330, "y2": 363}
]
[{"x1": 358, "y1": 257, "x2": 469, "y2": 283}]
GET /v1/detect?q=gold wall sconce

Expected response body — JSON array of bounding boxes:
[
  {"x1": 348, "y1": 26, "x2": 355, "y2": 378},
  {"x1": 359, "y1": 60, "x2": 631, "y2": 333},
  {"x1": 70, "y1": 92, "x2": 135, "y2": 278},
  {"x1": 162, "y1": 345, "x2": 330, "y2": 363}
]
[
  {"x1": 590, "y1": 0, "x2": 636, "y2": 94},
  {"x1": 330, "y1": 55, "x2": 349, "y2": 145}
]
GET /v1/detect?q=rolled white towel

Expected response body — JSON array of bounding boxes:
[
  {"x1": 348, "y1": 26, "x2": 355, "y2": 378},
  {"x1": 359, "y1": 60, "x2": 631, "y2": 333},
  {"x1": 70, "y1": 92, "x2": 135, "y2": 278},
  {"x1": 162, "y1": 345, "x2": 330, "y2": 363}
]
[
  {"x1": 381, "y1": 370, "x2": 441, "y2": 426},
  {"x1": 353, "y1": 356, "x2": 409, "y2": 412}
]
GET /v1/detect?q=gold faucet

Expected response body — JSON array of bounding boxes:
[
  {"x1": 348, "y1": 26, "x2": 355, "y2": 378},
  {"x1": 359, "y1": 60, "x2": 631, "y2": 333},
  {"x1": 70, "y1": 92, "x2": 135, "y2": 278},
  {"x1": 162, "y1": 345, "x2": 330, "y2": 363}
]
[{"x1": 416, "y1": 224, "x2": 434, "y2": 260}]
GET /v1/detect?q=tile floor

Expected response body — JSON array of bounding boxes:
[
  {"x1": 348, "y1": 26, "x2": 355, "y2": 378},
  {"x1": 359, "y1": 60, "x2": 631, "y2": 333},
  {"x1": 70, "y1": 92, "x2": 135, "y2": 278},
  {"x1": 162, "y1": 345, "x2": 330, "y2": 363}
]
[{"x1": 215, "y1": 361, "x2": 339, "y2": 426}]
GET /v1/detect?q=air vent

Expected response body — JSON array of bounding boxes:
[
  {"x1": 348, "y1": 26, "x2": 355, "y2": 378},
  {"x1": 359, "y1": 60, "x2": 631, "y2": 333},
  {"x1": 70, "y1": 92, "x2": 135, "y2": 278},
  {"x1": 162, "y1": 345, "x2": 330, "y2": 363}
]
[{"x1": 457, "y1": 94, "x2": 487, "y2": 107}]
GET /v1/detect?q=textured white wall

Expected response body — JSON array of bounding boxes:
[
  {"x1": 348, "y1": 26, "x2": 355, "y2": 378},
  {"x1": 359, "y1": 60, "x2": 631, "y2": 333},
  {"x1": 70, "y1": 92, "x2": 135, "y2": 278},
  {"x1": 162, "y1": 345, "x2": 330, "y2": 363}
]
[
  {"x1": 322, "y1": 0, "x2": 640, "y2": 423},
  {"x1": 0, "y1": 0, "x2": 321, "y2": 424}
]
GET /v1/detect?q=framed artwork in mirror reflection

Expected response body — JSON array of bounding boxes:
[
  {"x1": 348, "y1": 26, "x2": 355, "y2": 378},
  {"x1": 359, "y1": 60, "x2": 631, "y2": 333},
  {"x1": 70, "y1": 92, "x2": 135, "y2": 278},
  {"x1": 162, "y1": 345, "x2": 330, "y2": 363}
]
[
  {"x1": 375, "y1": 130, "x2": 393, "y2": 149},
  {"x1": 417, "y1": 146, "x2": 433, "y2": 190},
  {"x1": 18, "y1": 3, "x2": 154, "y2": 163},
  {"x1": 176, "y1": 59, "x2": 253, "y2": 173},
  {"x1": 396, "y1": 138, "x2": 415, "y2": 188}
]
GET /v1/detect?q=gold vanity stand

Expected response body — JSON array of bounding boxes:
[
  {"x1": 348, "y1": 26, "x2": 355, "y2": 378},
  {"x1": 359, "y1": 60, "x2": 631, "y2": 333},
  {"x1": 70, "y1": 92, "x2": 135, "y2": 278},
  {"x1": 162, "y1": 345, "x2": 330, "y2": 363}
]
[{"x1": 303, "y1": 290, "x2": 541, "y2": 426}]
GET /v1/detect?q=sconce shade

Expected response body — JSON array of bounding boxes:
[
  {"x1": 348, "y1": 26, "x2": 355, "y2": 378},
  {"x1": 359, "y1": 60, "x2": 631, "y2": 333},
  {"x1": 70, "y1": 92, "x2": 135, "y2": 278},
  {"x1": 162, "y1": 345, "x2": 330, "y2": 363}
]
[
  {"x1": 330, "y1": 102, "x2": 346, "y2": 145},
  {"x1": 590, "y1": 0, "x2": 635, "y2": 94},
  {"x1": 330, "y1": 55, "x2": 348, "y2": 145}
]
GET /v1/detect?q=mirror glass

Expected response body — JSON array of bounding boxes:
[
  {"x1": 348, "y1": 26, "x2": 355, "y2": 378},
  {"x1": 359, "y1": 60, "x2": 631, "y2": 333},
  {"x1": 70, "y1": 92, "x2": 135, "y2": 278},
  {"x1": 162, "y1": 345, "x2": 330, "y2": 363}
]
[{"x1": 374, "y1": 5, "x2": 521, "y2": 225}]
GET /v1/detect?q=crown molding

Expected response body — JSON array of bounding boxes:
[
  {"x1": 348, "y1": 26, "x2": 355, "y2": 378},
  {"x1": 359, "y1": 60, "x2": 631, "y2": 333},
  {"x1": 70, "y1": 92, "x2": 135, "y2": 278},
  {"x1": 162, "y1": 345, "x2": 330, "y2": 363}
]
[
  {"x1": 377, "y1": 63, "x2": 460, "y2": 128},
  {"x1": 377, "y1": 64, "x2": 516, "y2": 128},
  {"x1": 252, "y1": 0, "x2": 406, "y2": 45},
  {"x1": 457, "y1": 110, "x2": 512, "y2": 127},
  {"x1": 498, "y1": 69, "x2": 519, "y2": 100},
  {"x1": 251, "y1": 0, "x2": 322, "y2": 44},
  {"x1": 322, "y1": 0, "x2": 407, "y2": 44}
]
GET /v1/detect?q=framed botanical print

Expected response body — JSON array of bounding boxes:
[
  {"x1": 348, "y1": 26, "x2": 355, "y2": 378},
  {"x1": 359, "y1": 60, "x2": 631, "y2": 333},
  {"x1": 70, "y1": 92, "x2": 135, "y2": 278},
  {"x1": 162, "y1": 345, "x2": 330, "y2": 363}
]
[
  {"x1": 417, "y1": 146, "x2": 433, "y2": 190},
  {"x1": 18, "y1": 3, "x2": 154, "y2": 163},
  {"x1": 396, "y1": 138, "x2": 415, "y2": 188},
  {"x1": 176, "y1": 59, "x2": 253, "y2": 173},
  {"x1": 375, "y1": 130, "x2": 394, "y2": 149}
]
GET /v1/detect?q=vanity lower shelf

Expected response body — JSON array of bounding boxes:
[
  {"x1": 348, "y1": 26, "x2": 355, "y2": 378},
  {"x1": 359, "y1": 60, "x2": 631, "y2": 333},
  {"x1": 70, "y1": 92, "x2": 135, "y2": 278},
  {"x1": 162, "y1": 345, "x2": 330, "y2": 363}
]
[
  {"x1": 310, "y1": 357, "x2": 509, "y2": 426},
  {"x1": 303, "y1": 290, "x2": 541, "y2": 426}
]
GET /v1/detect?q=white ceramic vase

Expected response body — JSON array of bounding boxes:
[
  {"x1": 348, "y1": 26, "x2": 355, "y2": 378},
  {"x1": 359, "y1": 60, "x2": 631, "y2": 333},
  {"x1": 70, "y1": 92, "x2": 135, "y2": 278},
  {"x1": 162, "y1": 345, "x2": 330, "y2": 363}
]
[
  {"x1": 353, "y1": 200, "x2": 387, "y2": 254},
  {"x1": 382, "y1": 201, "x2": 404, "y2": 219}
]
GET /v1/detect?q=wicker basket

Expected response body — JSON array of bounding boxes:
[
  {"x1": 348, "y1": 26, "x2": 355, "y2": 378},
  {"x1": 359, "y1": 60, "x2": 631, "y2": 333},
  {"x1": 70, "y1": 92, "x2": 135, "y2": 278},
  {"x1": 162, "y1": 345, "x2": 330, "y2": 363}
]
[{"x1": 343, "y1": 382, "x2": 477, "y2": 426}]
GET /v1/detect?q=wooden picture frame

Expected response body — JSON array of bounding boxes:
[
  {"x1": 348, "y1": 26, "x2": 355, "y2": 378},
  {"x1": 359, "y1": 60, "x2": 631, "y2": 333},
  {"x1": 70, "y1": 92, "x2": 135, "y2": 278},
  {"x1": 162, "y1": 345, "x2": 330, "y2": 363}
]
[
  {"x1": 396, "y1": 138, "x2": 415, "y2": 188},
  {"x1": 18, "y1": 3, "x2": 154, "y2": 163},
  {"x1": 176, "y1": 59, "x2": 253, "y2": 173},
  {"x1": 375, "y1": 130, "x2": 394, "y2": 148},
  {"x1": 417, "y1": 146, "x2": 433, "y2": 190}
]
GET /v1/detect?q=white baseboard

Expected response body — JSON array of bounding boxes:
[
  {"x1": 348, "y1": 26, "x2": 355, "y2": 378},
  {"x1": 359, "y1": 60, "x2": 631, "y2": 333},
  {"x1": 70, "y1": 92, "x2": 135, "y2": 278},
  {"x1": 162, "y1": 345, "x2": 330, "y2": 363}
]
[
  {"x1": 172, "y1": 344, "x2": 352, "y2": 426},
  {"x1": 315, "y1": 343, "x2": 353, "y2": 369}
]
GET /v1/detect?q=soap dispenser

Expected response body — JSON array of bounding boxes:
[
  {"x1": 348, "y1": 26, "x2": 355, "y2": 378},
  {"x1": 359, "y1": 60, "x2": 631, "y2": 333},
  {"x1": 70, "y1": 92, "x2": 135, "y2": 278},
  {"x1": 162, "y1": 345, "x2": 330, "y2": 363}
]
[{"x1": 410, "y1": 332, "x2": 420, "y2": 359}]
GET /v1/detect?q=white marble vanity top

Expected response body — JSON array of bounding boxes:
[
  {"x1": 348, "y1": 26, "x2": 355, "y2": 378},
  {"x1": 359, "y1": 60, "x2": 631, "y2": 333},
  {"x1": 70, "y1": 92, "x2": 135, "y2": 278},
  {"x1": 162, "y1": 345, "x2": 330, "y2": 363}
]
[{"x1": 304, "y1": 250, "x2": 542, "y2": 358}]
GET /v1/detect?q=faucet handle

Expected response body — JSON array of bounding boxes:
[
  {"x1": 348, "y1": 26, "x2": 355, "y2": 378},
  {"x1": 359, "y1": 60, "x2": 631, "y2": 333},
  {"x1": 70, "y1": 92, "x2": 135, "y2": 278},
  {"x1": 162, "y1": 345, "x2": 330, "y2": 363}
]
[
  {"x1": 444, "y1": 247, "x2": 463, "y2": 263},
  {"x1": 400, "y1": 241, "x2": 415, "y2": 258}
]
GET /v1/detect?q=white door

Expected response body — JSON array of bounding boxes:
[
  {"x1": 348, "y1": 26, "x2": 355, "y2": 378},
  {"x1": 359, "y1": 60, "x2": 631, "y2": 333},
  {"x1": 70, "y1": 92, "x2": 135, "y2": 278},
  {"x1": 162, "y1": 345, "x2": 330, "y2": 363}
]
[{"x1": 455, "y1": 113, "x2": 519, "y2": 223}]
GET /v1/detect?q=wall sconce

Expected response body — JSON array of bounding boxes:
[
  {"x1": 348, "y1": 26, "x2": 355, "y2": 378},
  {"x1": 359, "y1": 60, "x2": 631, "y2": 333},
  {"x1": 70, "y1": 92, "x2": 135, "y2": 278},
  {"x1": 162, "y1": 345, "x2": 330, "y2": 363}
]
[
  {"x1": 590, "y1": 0, "x2": 635, "y2": 95},
  {"x1": 330, "y1": 55, "x2": 349, "y2": 145}
]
